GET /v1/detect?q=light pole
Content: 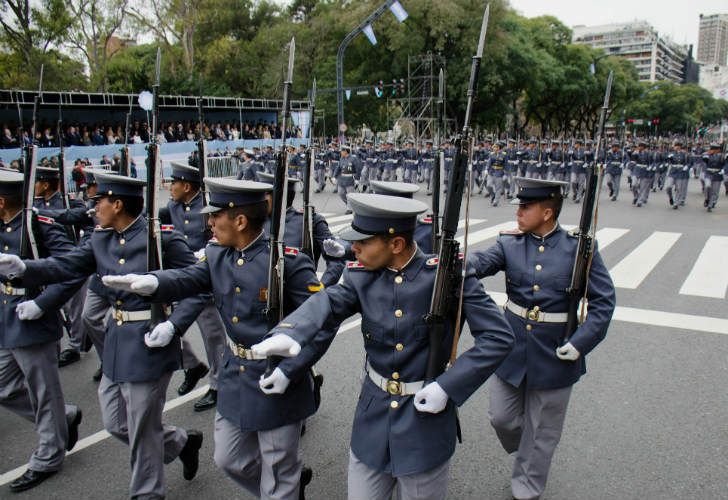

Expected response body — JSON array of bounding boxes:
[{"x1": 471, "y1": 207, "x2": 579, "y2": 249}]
[{"x1": 336, "y1": 0, "x2": 408, "y2": 142}]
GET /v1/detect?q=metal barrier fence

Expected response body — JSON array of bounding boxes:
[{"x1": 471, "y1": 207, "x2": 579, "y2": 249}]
[{"x1": 205, "y1": 155, "x2": 240, "y2": 179}]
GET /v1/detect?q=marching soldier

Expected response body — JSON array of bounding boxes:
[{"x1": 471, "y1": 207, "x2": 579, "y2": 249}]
[
  {"x1": 546, "y1": 140, "x2": 563, "y2": 182},
  {"x1": 380, "y1": 140, "x2": 399, "y2": 182},
  {"x1": 486, "y1": 140, "x2": 507, "y2": 206},
  {"x1": 666, "y1": 141, "x2": 690, "y2": 209},
  {"x1": 441, "y1": 139, "x2": 455, "y2": 193},
  {"x1": 0, "y1": 169, "x2": 83, "y2": 492},
  {"x1": 523, "y1": 139, "x2": 540, "y2": 179},
  {"x1": 401, "y1": 138, "x2": 419, "y2": 184},
  {"x1": 102, "y1": 178, "x2": 327, "y2": 500},
  {"x1": 538, "y1": 140, "x2": 550, "y2": 179},
  {"x1": 333, "y1": 145, "x2": 360, "y2": 212},
  {"x1": 257, "y1": 171, "x2": 345, "y2": 287},
  {"x1": 252, "y1": 192, "x2": 514, "y2": 500},
  {"x1": 504, "y1": 138, "x2": 521, "y2": 199},
  {"x1": 325, "y1": 142, "x2": 341, "y2": 192},
  {"x1": 167, "y1": 162, "x2": 228, "y2": 411},
  {"x1": 0, "y1": 172, "x2": 206, "y2": 498},
  {"x1": 569, "y1": 139, "x2": 588, "y2": 202},
  {"x1": 632, "y1": 141, "x2": 656, "y2": 207},
  {"x1": 703, "y1": 143, "x2": 726, "y2": 212},
  {"x1": 472, "y1": 141, "x2": 486, "y2": 193},
  {"x1": 653, "y1": 143, "x2": 668, "y2": 192},
  {"x1": 470, "y1": 177, "x2": 615, "y2": 500},
  {"x1": 605, "y1": 141, "x2": 625, "y2": 201},
  {"x1": 313, "y1": 147, "x2": 328, "y2": 193},
  {"x1": 360, "y1": 139, "x2": 379, "y2": 191},
  {"x1": 420, "y1": 140, "x2": 436, "y2": 195},
  {"x1": 236, "y1": 150, "x2": 260, "y2": 181}
]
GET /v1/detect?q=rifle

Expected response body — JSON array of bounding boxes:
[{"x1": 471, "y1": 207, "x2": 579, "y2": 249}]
[
  {"x1": 265, "y1": 38, "x2": 296, "y2": 374},
  {"x1": 57, "y1": 105, "x2": 70, "y2": 210},
  {"x1": 564, "y1": 70, "x2": 613, "y2": 341},
  {"x1": 120, "y1": 103, "x2": 132, "y2": 176},
  {"x1": 431, "y1": 68, "x2": 445, "y2": 253},
  {"x1": 424, "y1": 4, "x2": 489, "y2": 384},
  {"x1": 145, "y1": 48, "x2": 166, "y2": 329},
  {"x1": 301, "y1": 78, "x2": 316, "y2": 259},
  {"x1": 196, "y1": 87, "x2": 208, "y2": 205}
]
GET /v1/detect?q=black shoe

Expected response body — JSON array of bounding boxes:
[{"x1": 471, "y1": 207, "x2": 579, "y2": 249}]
[
  {"x1": 707, "y1": 206, "x2": 712, "y2": 212},
  {"x1": 611, "y1": 196, "x2": 617, "y2": 201},
  {"x1": 673, "y1": 204, "x2": 678, "y2": 210},
  {"x1": 193, "y1": 389, "x2": 217, "y2": 412},
  {"x1": 179, "y1": 430, "x2": 203, "y2": 480},
  {"x1": 637, "y1": 202, "x2": 642, "y2": 207},
  {"x1": 299, "y1": 466, "x2": 313, "y2": 500},
  {"x1": 66, "y1": 406, "x2": 82, "y2": 451},
  {"x1": 345, "y1": 209, "x2": 353, "y2": 215},
  {"x1": 58, "y1": 349, "x2": 80, "y2": 367},
  {"x1": 177, "y1": 363, "x2": 209, "y2": 396},
  {"x1": 92, "y1": 365, "x2": 103, "y2": 382},
  {"x1": 704, "y1": 199, "x2": 709, "y2": 207},
  {"x1": 9, "y1": 469, "x2": 57, "y2": 492}
]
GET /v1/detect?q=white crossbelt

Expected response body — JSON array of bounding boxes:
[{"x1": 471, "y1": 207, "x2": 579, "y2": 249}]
[
  {"x1": 366, "y1": 361, "x2": 424, "y2": 396},
  {"x1": 227, "y1": 337, "x2": 266, "y2": 360},
  {"x1": 504, "y1": 300, "x2": 568, "y2": 323},
  {"x1": 2, "y1": 285, "x2": 26, "y2": 296}
]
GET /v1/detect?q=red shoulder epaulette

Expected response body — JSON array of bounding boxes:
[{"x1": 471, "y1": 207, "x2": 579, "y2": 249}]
[
  {"x1": 161, "y1": 224, "x2": 175, "y2": 231},
  {"x1": 284, "y1": 246, "x2": 299, "y2": 256},
  {"x1": 421, "y1": 216, "x2": 433, "y2": 224},
  {"x1": 425, "y1": 257, "x2": 439, "y2": 266},
  {"x1": 346, "y1": 261, "x2": 365, "y2": 269},
  {"x1": 36, "y1": 215, "x2": 55, "y2": 225}
]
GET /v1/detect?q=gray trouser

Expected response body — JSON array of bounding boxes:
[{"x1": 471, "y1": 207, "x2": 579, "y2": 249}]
[
  {"x1": 606, "y1": 172, "x2": 621, "y2": 199},
  {"x1": 368, "y1": 165, "x2": 380, "y2": 182},
  {"x1": 505, "y1": 171, "x2": 516, "y2": 197},
  {"x1": 347, "y1": 450, "x2": 449, "y2": 500},
  {"x1": 0, "y1": 342, "x2": 71, "y2": 471},
  {"x1": 314, "y1": 169, "x2": 326, "y2": 190},
  {"x1": 636, "y1": 177, "x2": 652, "y2": 204},
  {"x1": 487, "y1": 176, "x2": 504, "y2": 205},
  {"x1": 667, "y1": 177, "x2": 689, "y2": 205},
  {"x1": 82, "y1": 288, "x2": 109, "y2": 361},
  {"x1": 707, "y1": 180, "x2": 722, "y2": 207},
  {"x1": 570, "y1": 172, "x2": 586, "y2": 199},
  {"x1": 381, "y1": 167, "x2": 395, "y2": 182},
  {"x1": 338, "y1": 183, "x2": 355, "y2": 206},
  {"x1": 180, "y1": 303, "x2": 225, "y2": 390},
  {"x1": 213, "y1": 412, "x2": 303, "y2": 500},
  {"x1": 99, "y1": 372, "x2": 188, "y2": 499},
  {"x1": 63, "y1": 277, "x2": 90, "y2": 352},
  {"x1": 488, "y1": 376, "x2": 572, "y2": 500}
]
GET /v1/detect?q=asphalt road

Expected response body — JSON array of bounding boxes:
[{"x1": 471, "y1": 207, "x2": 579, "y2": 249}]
[{"x1": 1, "y1": 174, "x2": 726, "y2": 500}]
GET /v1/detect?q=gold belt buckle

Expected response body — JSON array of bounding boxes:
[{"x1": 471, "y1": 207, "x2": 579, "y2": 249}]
[
  {"x1": 5, "y1": 285, "x2": 13, "y2": 295},
  {"x1": 527, "y1": 306, "x2": 540, "y2": 322},
  {"x1": 115, "y1": 309, "x2": 124, "y2": 325},
  {"x1": 386, "y1": 380, "x2": 402, "y2": 395}
]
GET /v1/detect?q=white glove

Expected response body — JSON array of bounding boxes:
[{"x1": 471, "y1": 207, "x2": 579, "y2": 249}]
[
  {"x1": 258, "y1": 367, "x2": 291, "y2": 395},
  {"x1": 102, "y1": 274, "x2": 159, "y2": 295},
  {"x1": 322, "y1": 238, "x2": 345, "y2": 258},
  {"x1": 16, "y1": 300, "x2": 44, "y2": 320},
  {"x1": 414, "y1": 381, "x2": 449, "y2": 414},
  {"x1": 193, "y1": 248, "x2": 206, "y2": 261},
  {"x1": 86, "y1": 208, "x2": 96, "y2": 218},
  {"x1": 0, "y1": 254, "x2": 26, "y2": 278},
  {"x1": 251, "y1": 334, "x2": 302, "y2": 358},
  {"x1": 144, "y1": 320, "x2": 176, "y2": 348},
  {"x1": 556, "y1": 342, "x2": 581, "y2": 361}
]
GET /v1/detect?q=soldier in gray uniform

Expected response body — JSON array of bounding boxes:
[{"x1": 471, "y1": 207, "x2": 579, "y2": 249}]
[
  {"x1": 470, "y1": 177, "x2": 616, "y2": 500},
  {"x1": 605, "y1": 141, "x2": 625, "y2": 201},
  {"x1": 419, "y1": 140, "x2": 436, "y2": 195},
  {"x1": 0, "y1": 169, "x2": 83, "y2": 493},
  {"x1": 102, "y1": 178, "x2": 328, "y2": 500},
  {"x1": 333, "y1": 145, "x2": 360, "y2": 212},
  {"x1": 702, "y1": 143, "x2": 726, "y2": 212},
  {"x1": 666, "y1": 141, "x2": 690, "y2": 209},
  {"x1": 0, "y1": 172, "x2": 206, "y2": 498},
  {"x1": 253, "y1": 193, "x2": 514, "y2": 500},
  {"x1": 401, "y1": 138, "x2": 419, "y2": 184},
  {"x1": 236, "y1": 150, "x2": 259, "y2": 181},
  {"x1": 167, "y1": 162, "x2": 228, "y2": 411}
]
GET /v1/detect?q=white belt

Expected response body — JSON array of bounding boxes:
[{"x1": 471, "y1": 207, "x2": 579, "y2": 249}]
[
  {"x1": 2, "y1": 284, "x2": 26, "y2": 296},
  {"x1": 366, "y1": 361, "x2": 423, "y2": 396},
  {"x1": 504, "y1": 300, "x2": 568, "y2": 323},
  {"x1": 113, "y1": 308, "x2": 152, "y2": 323},
  {"x1": 340, "y1": 173, "x2": 354, "y2": 177},
  {"x1": 227, "y1": 338, "x2": 266, "y2": 360},
  {"x1": 405, "y1": 159, "x2": 417, "y2": 163}
]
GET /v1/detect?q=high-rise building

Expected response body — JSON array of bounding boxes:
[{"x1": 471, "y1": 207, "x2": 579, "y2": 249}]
[
  {"x1": 697, "y1": 14, "x2": 728, "y2": 66},
  {"x1": 573, "y1": 21, "x2": 688, "y2": 84}
]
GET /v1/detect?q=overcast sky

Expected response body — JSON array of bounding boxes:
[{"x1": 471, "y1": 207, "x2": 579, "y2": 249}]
[{"x1": 508, "y1": 0, "x2": 726, "y2": 48}]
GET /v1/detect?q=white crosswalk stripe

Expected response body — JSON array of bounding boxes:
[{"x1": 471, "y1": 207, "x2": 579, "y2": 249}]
[
  {"x1": 609, "y1": 231, "x2": 681, "y2": 289},
  {"x1": 679, "y1": 235, "x2": 728, "y2": 299}
]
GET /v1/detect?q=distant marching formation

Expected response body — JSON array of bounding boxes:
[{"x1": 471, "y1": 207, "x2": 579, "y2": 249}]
[{"x1": 234, "y1": 136, "x2": 728, "y2": 213}]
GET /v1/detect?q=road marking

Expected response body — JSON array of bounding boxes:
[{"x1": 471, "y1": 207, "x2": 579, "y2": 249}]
[
  {"x1": 594, "y1": 227, "x2": 630, "y2": 250},
  {"x1": 679, "y1": 236, "x2": 728, "y2": 299},
  {"x1": 609, "y1": 231, "x2": 681, "y2": 289},
  {"x1": 458, "y1": 222, "x2": 517, "y2": 245},
  {"x1": 486, "y1": 291, "x2": 728, "y2": 336},
  {"x1": 326, "y1": 213, "x2": 353, "y2": 224},
  {"x1": 0, "y1": 384, "x2": 210, "y2": 486}
]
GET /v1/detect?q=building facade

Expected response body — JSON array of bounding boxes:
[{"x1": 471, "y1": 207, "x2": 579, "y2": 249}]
[
  {"x1": 697, "y1": 13, "x2": 728, "y2": 66},
  {"x1": 573, "y1": 22, "x2": 688, "y2": 84}
]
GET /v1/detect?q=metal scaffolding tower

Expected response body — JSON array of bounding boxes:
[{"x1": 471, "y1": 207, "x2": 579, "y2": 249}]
[{"x1": 403, "y1": 52, "x2": 446, "y2": 142}]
